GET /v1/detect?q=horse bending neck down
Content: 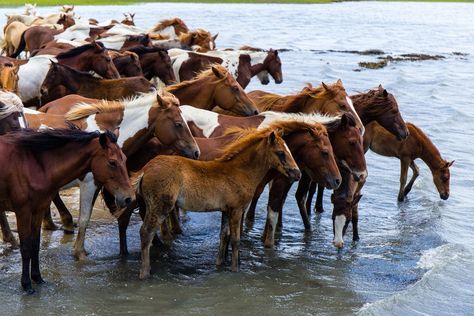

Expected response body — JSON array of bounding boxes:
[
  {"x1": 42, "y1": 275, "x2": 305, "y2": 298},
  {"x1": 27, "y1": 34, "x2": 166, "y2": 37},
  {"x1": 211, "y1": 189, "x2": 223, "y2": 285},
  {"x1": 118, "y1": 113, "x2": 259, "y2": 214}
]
[
  {"x1": 137, "y1": 127, "x2": 301, "y2": 278},
  {"x1": 40, "y1": 61, "x2": 152, "y2": 100},
  {"x1": 166, "y1": 64, "x2": 258, "y2": 116},
  {"x1": 126, "y1": 46, "x2": 175, "y2": 84},
  {"x1": 0, "y1": 128, "x2": 133, "y2": 294}
]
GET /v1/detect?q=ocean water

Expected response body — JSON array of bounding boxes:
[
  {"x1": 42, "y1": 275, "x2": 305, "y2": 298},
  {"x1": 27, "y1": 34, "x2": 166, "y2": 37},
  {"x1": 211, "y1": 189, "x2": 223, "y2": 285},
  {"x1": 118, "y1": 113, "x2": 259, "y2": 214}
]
[{"x1": 0, "y1": 2, "x2": 473, "y2": 315}]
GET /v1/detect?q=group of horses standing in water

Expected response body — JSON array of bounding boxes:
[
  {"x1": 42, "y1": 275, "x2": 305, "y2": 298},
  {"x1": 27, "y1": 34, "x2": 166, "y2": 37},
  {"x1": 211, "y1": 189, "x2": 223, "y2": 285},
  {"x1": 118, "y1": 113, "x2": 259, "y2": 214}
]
[{"x1": 0, "y1": 4, "x2": 453, "y2": 294}]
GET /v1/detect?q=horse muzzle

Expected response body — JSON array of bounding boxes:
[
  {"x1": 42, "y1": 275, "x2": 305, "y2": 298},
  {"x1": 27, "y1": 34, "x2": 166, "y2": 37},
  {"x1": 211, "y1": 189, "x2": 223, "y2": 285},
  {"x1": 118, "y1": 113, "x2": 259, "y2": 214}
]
[
  {"x1": 287, "y1": 168, "x2": 302, "y2": 182},
  {"x1": 440, "y1": 192, "x2": 449, "y2": 200},
  {"x1": 40, "y1": 88, "x2": 48, "y2": 97},
  {"x1": 115, "y1": 193, "x2": 134, "y2": 209}
]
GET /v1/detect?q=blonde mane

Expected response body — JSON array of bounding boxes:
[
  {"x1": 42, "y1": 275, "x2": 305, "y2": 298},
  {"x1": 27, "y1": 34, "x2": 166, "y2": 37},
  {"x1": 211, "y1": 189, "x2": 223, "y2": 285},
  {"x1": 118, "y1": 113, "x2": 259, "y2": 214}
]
[
  {"x1": 217, "y1": 127, "x2": 274, "y2": 161},
  {"x1": 0, "y1": 89, "x2": 24, "y2": 119},
  {"x1": 178, "y1": 29, "x2": 211, "y2": 44},
  {"x1": 65, "y1": 90, "x2": 176, "y2": 121},
  {"x1": 150, "y1": 18, "x2": 189, "y2": 33},
  {"x1": 166, "y1": 64, "x2": 228, "y2": 93}
]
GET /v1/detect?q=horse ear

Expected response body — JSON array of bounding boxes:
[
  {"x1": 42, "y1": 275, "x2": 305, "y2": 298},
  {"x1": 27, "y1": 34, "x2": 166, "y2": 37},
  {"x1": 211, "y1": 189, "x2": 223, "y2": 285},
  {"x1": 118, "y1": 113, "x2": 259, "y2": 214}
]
[
  {"x1": 274, "y1": 49, "x2": 278, "y2": 56},
  {"x1": 340, "y1": 113, "x2": 348, "y2": 127},
  {"x1": 353, "y1": 194, "x2": 363, "y2": 204},
  {"x1": 336, "y1": 79, "x2": 343, "y2": 85},
  {"x1": 131, "y1": 13, "x2": 135, "y2": 18},
  {"x1": 212, "y1": 33, "x2": 219, "y2": 41},
  {"x1": 321, "y1": 82, "x2": 330, "y2": 92},
  {"x1": 269, "y1": 131, "x2": 276, "y2": 143},
  {"x1": 448, "y1": 160, "x2": 455, "y2": 167},
  {"x1": 113, "y1": 128, "x2": 120, "y2": 138},
  {"x1": 49, "y1": 59, "x2": 58, "y2": 67},
  {"x1": 99, "y1": 133, "x2": 108, "y2": 149},
  {"x1": 92, "y1": 41, "x2": 102, "y2": 51},
  {"x1": 211, "y1": 66, "x2": 225, "y2": 79},
  {"x1": 383, "y1": 89, "x2": 388, "y2": 97}
]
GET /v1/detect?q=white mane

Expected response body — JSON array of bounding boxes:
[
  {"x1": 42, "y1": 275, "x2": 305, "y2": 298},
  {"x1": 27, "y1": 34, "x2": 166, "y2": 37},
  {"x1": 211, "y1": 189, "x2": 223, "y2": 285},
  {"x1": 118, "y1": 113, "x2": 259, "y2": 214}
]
[
  {"x1": 259, "y1": 111, "x2": 340, "y2": 129},
  {"x1": 0, "y1": 90, "x2": 24, "y2": 119}
]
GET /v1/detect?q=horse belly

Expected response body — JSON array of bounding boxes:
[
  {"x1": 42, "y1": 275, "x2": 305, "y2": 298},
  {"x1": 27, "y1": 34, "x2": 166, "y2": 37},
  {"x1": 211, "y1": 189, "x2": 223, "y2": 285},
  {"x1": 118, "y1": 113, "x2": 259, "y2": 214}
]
[
  {"x1": 176, "y1": 190, "x2": 223, "y2": 212},
  {"x1": 18, "y1": 57, "x2": 55, "y2": 102}
]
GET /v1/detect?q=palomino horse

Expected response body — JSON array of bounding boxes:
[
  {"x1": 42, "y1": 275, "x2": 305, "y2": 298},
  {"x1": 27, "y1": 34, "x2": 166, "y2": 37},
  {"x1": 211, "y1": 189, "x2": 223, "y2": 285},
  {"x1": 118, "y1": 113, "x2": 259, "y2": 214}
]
[
  {"x1": 0, "y1": 64, "x2": 19, "y2": 93},
  {"x1": 39, "y1": 61, "x2": 152, "y2": 101},
  {"x1": 36, "y1": 91, "x2": 199, "y2": 260},
  {"x1": 364, "y1": 121, "x2": 453, "y2": 201},
  {"x1": 0, "y1": 128, "x2": 134, "y2": 294},
  {"x1": 10, "y1": 14, "x2": 76, "y2": 57},
  {"x1": 1, "y1": 21, "x2": 29, "y2": 56},
  {"x1": 170, "y1": 48, "x2": 282, "y2": 88},
  {"x1": 167, "y1": 65, "x2": 258, "y2": 116},
  {"x1": 127, "y1": 46, "x2": 176, "y2": 84},
  {"x1": 249, "y1": 81, "x2": 365, "y2": 132},
  {"x1": 137, "y1": 127, "x2": 300, "y2": 278}
]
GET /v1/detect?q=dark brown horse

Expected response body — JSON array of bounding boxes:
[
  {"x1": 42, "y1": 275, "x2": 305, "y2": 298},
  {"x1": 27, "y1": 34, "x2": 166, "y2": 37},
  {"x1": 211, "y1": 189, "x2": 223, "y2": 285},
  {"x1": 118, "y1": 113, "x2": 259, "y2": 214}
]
[
  {"x1": 109, "y1": 50, "x2": 143, "y2": 77},
  {"x1": 127, "y1": 46, "x2": 175, "y2": 84},
  {"x1": 0, "y1": 128, "x2": 134, "y2": 294},
  {"x1": 40, "y1": 61, "x2": 152, "y2": 101}
]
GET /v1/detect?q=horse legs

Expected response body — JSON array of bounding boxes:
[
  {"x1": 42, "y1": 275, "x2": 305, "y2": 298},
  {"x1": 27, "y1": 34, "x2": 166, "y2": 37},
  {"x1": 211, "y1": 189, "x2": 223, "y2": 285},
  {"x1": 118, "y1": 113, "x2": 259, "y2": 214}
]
[
  {"x1": 42, "y1": 207, "x2": 59, "y2": 231},
  {"x1": 30, "y1": 207, "x2": 46, "y2": 285},
  {"x1": 138, "y1": 200, "x2": 163, "y2": 248},
  {"x1": 216, "y1": 212, "x2": 230, "y2": 267},
  {"x1": 263, "y1": 177, "x2": 291, "y2": 248},
  {"x1": 139, "y1": 200, "x2": 167, "y2": 280},
  {"x1": 52, "y1": 194, "x2": 74, "y2": 233},
  {"x1": 245, "y1": 180, "x2": 266, "y2": 226},
  {"x1": 315, "y1": 185, "x2": 325, "y2": 214},
  {"x1": 74, "y1": 177, "x2": 99, "y2": 260},
  {"x1": 295, "y1": 172, "x2": 311, "y2": 230},
  {"x1": 351, "y1": 200, "x2": 360, "y2": 242},
  {"x1": 118, "y1": 206, "x2": 134, "y2": 257},
  {"x1": 398, "y1": 158, "x2": 410, "y2": 202},
  {"x1": 16, "y1": 210, "x2": 34, "y2": 294},
  {"x1": 229, "y1": 209, "x2": 243, "y2": 272},
  {"x1": 0, "y1": 211, "x2": 18, "y2": 248},
  {"x1": 403, "y1": 161, "x2": 419, "y2": 198},
  {"x1": 169, "y1": 206, "x2": 182, "y2": 236},
  {"x1": 159, "y1": 215, "x2": 174, "y2": 241}
]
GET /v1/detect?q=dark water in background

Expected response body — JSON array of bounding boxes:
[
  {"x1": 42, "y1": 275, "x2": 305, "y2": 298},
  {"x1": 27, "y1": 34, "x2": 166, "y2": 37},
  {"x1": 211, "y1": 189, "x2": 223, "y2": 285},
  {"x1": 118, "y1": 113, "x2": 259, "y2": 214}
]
[{"x1": 1, "y1": 2, "x2": 474, "y2": 315}]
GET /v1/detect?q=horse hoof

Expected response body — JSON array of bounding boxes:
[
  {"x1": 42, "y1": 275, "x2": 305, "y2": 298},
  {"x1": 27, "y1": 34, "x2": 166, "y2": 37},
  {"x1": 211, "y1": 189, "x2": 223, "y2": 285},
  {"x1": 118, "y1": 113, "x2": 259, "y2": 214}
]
[
  {"x1": 42, "y1": 223, "x2": 60, "y2": 231},
  {"x1": 74, "y1": 251, "x2": 88, "y2": 261},
  {"x1": 139, "y1": 270, "x2": 150, "y2": 280},
  {"x1": 353, "y1": 236, "x2": 360, "y2": 242},
  {"x1": 25, "y1": 288, "x2": 35, "y2": 295},
  {"x1": 63, "y1": 227, "x2": 75, "y2": 234},
  {"x1": 315, "y1": 207, "x2": 324, "y2": 213},
  {"x1": 32, "y1": 276, "x2": 45, "y2": 284},
  {"x1": 397, "y1": 196, "x2": 405, "y2": 202}
]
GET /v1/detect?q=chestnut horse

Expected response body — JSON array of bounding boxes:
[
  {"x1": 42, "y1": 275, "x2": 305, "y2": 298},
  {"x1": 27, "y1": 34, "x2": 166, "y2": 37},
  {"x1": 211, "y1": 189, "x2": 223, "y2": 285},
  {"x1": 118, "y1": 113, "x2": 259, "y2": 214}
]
[
  {"x1": 127, "y1": 46, "x2": 176, "y2": 84},
  {"x1": 39, "y1": 61, "x2": 152, "y2": 101},
  {"x1": 166, "y1": 65, "x2": 258, "y2": 116},
  {"x1": 0, "y1": 64, "x2": 19, "y2": 93},
  {"x1": 152, "y1": 29, "x2": 218, "y2": 52},
  {"x1": 137, "y1": 127, "x2": 300, "y2": 278},
  {"x1": 364, "y1": 121, "x2": 453, "y2": 201},
  {"x1": 0, "y1": 128, "x2": 134, "y2": 294}
]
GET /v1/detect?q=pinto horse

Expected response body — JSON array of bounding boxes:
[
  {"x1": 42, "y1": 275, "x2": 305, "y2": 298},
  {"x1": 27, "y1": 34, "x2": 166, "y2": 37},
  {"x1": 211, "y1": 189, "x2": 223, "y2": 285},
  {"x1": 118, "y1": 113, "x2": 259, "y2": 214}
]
[
  {"x1": 35, "y1": 91, "x2": 199, "y2": 260},
  {"x1": 170, "y1": 48, "x2": 282, "y2": 88},
  {"x1": 137, "y1": 127, "x2": 300, "y2": 278},
  {"x1": 39, "y1": 61, "x2": 152, "y2": 101},
  {"x1": 364, "y1": 121, "x2": 453, "y2": 201},
  {"x1": 166, "y1": 64, "x2": 258, "y2": 116},
  {"x1": 126, "y1": 46, "x2": 176, "y2": 85},
  {"x1": 0, "y1": 128, "x2": 134, "y2": 294}
]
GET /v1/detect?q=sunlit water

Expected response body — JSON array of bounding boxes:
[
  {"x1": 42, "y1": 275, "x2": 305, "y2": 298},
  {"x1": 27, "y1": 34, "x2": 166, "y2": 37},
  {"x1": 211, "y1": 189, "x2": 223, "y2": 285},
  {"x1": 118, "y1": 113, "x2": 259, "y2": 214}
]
[{"x1": 1, "y1": 2, "x2": 474, "y2": 315}]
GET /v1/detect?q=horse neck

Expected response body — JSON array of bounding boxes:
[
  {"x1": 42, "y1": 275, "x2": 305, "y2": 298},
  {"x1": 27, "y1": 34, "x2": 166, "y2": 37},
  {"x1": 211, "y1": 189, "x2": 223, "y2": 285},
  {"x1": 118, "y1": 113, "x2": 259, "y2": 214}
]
[
  {"x1": 250, "y1": 62, "x2": 265, "y2": 77},
  {"x1": 275, "y1": 94, "x2": 313, "y2": 113},
  {"x1": 351, "y1": 93, "x2": 375, "y2": 125},
  {"x1": 53, "y1": 67, "x2": 82, "y2": 92},
  {"x1": 35, "y1": 141, "x2": 97, "y2": 189},
  {"x1": 56, "y1": 54, "x2": 88, "y2": 71},
  {"x1": 170, "y1": 78, "x2": 216, "y2": 109},
  {"x1": 417, "y1": 128, "x2": 444, "y2": 171},
  {"x1": 221, "y1": 140, "x2": 272, "y2": 186}
]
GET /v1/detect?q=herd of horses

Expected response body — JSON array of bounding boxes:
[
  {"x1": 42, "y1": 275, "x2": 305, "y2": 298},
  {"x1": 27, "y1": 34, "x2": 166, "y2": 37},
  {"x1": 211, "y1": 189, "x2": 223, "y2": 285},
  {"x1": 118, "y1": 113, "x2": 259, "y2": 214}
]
[{"x1": 0, "y1": 4, "x2": 453, "y2": 294}]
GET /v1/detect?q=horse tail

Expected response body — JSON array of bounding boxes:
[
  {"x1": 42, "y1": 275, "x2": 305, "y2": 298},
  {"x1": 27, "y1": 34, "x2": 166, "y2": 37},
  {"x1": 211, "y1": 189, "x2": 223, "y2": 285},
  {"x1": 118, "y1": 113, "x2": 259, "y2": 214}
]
[
  {"x1": 10, "y1": 30, "x2": 27, "y2": 58},
  {"x1": 132, "y1": 172, "x2": 144, "y2": 195}
]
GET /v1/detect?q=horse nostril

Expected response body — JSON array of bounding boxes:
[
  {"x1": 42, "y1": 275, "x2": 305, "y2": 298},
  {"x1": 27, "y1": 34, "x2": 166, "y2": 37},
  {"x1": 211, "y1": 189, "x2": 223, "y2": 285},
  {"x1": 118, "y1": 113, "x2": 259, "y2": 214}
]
[
  {"x1": 125, "y1": 198, "x2": 132, "y2": 205},
  {"x1": 253, "y1": 110, "x2": 259, "y2": 115},
  {"x1": 193, "y1": 150, "x2": 200, "y2": 159},
  {"x1": 334, "y1": 178, "x2": 341, "y2": 187}
]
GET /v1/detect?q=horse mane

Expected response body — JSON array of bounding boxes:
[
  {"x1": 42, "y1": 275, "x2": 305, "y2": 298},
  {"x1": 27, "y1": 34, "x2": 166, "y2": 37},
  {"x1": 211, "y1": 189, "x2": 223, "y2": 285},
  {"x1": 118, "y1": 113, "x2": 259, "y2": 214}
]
[
  {"x1": 178, "y1": 29, "x2": 211, "y2": 45},
  {"x1": 166, "y1": 64, "x2": 228, "y2": 93},
  {"x1": 52, "y1": 62, "x2": 99, "y2": 80},
  {"x1": 217, "y1": 127, "x2": 274, "y2": 161},
  {"x1": 65, "y1": 90, "x2": 174, "y2": 121},
  {"x1": 56, "y1": 42, "x2": 105, "y2": 59},
  {"x1": 257, "y1": 83, "x2": 345, "y2": 112},
  {"x1": 4, "y1": 127, "x2": 116, "y2": 151},
  {"x1": 0, "y1": 90, "x2": 23, "y2": 119},
  {"x1": 150, "y1": 17, "x2": 189, "y2": 33},
  {"x1": 351, "y1": 87, "x2": 397, "y2": 116},
  {"x1": 127, "y1": 46, "x2": 168, "y2": 55},
  {"x1": 239, "y1": 45, "x2": 265, "y2": 52},
  {"x1": 324, "y1": 113, "x2": 357, "y2": 133}
]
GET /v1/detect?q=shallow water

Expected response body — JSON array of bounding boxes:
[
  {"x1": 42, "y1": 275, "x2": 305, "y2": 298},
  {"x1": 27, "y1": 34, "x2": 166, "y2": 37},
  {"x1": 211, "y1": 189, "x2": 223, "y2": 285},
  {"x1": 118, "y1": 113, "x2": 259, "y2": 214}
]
[{"x1": 1, "y1": 2, "x2": 474, "y2": 315}]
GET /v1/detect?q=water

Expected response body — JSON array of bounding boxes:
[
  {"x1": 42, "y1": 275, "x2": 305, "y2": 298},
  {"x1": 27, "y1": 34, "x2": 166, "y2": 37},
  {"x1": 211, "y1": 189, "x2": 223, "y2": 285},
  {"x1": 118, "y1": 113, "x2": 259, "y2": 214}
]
[{"x1": 1, "y1": 2, "x2": 474, "y2": 315}]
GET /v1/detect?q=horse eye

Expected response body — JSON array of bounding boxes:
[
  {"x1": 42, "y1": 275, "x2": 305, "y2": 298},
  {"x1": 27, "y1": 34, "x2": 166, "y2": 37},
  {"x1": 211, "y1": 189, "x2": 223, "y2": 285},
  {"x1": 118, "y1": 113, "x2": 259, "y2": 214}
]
[
  {"x1": 232, "y1": 86, "x2": 239, "y2": 92},
  {"x1": 349, "y1": 140, "x2": 357, "y2": 146},
  {"x1": 277, "y1": 151, "x2": 285, "y2": 160},
  {"x1": 175, "y1": 122, "x2": 183, "y2": 128},
  {"x1": 108, "y1": 160, "x2": 117, "y2": 167},
  {"x1": 322, "y1": 150, "x2": 329, "y2": 158}
]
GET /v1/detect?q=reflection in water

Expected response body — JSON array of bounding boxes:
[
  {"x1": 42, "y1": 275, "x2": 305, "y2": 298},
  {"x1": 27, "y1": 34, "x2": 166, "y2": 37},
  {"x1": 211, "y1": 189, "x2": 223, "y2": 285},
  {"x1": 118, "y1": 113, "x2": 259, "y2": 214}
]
[{"x1": 1, "y1": 2, "x2": 474, "y2": 315}]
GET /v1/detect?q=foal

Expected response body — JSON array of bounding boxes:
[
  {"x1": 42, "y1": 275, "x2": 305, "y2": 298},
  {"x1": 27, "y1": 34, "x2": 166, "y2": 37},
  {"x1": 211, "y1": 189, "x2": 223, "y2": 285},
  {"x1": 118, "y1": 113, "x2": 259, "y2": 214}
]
[
  {"x1": 137, "y1": 128, "x2": 300, "y2": 278},
  {"x1": 364, "y1": 121, "x2": 453, "y2": 201}
]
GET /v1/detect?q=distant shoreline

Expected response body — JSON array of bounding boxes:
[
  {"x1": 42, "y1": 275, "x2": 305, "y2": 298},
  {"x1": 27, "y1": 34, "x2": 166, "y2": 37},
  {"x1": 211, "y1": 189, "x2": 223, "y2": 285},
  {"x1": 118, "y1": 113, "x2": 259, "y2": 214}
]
[{"x1": 0, "y1": 0, "x2": 473, "y2": 8}]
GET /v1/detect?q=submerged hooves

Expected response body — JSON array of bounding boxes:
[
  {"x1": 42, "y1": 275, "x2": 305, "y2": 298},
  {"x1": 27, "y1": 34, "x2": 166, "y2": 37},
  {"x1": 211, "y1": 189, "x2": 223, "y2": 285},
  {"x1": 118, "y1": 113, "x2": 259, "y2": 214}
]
[
  {"x1": 315, "y1": 206, "x2": 324, "y2": 213},
  {"x1": 25, "y1": 288, "x2": 35, "y2": 295},
  {"x1": 42, "y1": 222, "x2": 60, "y2": 231}
]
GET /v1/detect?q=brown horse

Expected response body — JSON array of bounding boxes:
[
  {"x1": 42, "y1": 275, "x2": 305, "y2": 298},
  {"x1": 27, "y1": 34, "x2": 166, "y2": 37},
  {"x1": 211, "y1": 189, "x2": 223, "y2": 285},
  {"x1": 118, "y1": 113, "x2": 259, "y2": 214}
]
[
  {"x1": 149, "y1": 18, "x2": 189, "y2": 37},
  {"x1": 310, "y1": 85, "x2": 409, "y2": 214},
  {"x1": 0, "y1": 128, "x2": 134, "y2": 294},
  {"x1": 167, "y1": 65, "x2": 258, "y2": 116},
  {"x1": 137, "y1": 127, "x2": 300, "y2": 278},
  {"x1": 126, "y1": 46, "x2": 175, "y2": 84},
  {"x1": 248, "y1": 81, "x2": 364, "y2": 131},
  {"x1": 40, "y1": 61, "x2": 152, "y2": 101},
  {"x1": 0, "y1": 64, "x2": 19, "y2": 93},
  {"x1": 364, "y1": 121, "x2": 453, "y2": 201},
  {"x1": 109, "y1": 50, "x2": 143, "y2": 77}
]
